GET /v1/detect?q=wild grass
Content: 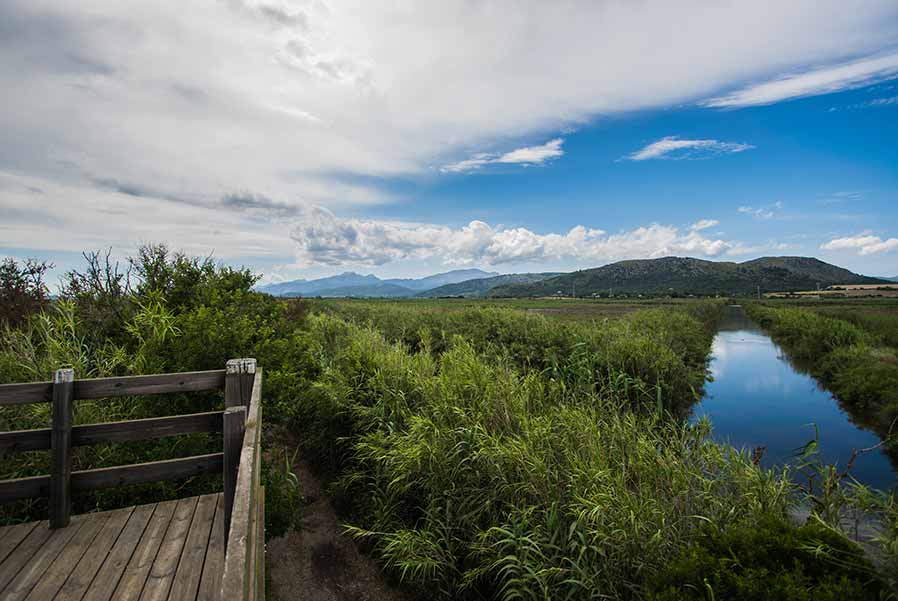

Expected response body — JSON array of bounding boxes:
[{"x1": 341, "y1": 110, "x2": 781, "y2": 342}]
[
  {"x1": 283, "y1": 312, "x2": 895, "y2": 600},
  {"x1": 314, "y1": 300, "x2": 725, "y2": 415}
]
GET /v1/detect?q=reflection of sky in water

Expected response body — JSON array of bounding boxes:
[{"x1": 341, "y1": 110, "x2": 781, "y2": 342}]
[{"x1": 693, "y1": 307, "x2": 895, "y2": 491}]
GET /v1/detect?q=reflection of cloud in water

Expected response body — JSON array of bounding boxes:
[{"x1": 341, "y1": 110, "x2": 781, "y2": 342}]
[
  {"x1": 744, "y1": 373, "x2": 784, "y2": 394},
  {"x1": 702, "y1": 311, "x2": 896, "y2": 489},
  {"x1": 708, "y1": 339, "x2": 726, "y2": 380}
]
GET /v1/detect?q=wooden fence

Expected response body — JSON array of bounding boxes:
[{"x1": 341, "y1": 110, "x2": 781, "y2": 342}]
[{"x1": 0, "y1": 358, "x2": 264, "y2": 600}]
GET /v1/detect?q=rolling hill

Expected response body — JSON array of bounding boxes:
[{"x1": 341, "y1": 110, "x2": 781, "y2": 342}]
[
  {"x1": 417, "y1": 272, "x2": 562, "y2": 297},
  {"x1": 487, "y1": 256, "x2": 890, "y2": 297}
]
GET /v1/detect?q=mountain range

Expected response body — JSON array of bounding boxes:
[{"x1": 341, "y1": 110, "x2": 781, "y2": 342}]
[
  {"x1": 257, "y1": 268, "x2": 501, "y2": 297},
  {"x1": 257, "y1": 257, "x2": 889, "y2": 299}
]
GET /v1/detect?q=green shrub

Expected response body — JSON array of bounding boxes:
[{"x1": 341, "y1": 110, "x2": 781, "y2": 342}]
[{"x1": 648, "y1": 516, "x2": 881, "y2": 601}]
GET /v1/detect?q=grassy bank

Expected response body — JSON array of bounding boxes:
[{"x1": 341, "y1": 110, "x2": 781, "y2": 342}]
[{"x1": 745, "y1": 303, "x2": 898, "y2": 453}]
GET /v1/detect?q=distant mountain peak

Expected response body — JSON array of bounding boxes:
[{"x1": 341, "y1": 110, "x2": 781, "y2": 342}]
[{"x1": 258, "y1": 267, "x2": 500, "y2": 297}]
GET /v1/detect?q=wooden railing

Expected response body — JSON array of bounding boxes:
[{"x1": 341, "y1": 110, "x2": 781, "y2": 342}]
[
  {"x1": 0, "y1": 358, "x2": 265, "y2": 598},
  {"x1": 221, "y1": 359, "x2": 265, "y2": 600}
]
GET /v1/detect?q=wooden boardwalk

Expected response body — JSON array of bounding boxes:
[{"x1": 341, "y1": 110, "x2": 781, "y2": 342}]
[
  {"x1": 1, "y1": 359, "x2": 266, "y2": 601},
  {"x1": 0, "y1": 494, "x2": 224, "y2": 601}
]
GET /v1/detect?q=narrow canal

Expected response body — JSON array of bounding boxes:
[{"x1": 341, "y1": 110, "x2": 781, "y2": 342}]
[{"x1": 693, "y1": 304, "x2": 895, "y2": 490}]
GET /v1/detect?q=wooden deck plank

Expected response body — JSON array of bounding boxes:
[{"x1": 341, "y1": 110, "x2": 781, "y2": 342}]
[
  {"x1": 137, "y1": 497, "x2": 198, "y2": 601},
  {"x1": 23, "y1": 513, "x2": 109, "y2": 601},
  {"x1": 0, "y1": 523, "x2": 39, "y2": 567},
  {"x1": 167, "y1": 494, "x2": 218, "y2": 601},
  {"x1": 196, "y1": 495, "x2": 224, "y2": 601},
  {"x1": 82, "y1": 503, "x2": 169, "y2": 601},
  {"x1": 1, "y1": 494, "x2": 231, "y2": 601},
  {"x1": 0, "y1": 522, "x2": 54, "y2": 594},
  {"x1": 54, "y1": 507, "x2": 137, "y2": 601},
  {"x1": 0, "y1": 518, "x2": 85, "y2": 601}
]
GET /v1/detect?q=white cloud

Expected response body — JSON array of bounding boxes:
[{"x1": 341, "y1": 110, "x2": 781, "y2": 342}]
[
  {"x1": 737, "y1": 201, "x2": 783, "y2": 220},
  {"x1": 829, "y1": 94, "x2": 898, "y2": 111},
  {"x1": 3, "y1": 1, "x2": 898, "y2": 272},
  {"x1": 625, "y1": 136, "x2": 754, "y2": 161},
  {"x1": 818, "y1": 191, "x2": 863, "y2": 204},
  {"x1": 289, "y1": 208, "x2": 741, "y2": 267},
  {"x1": 442, "y1": 138, "x2": 564, "y2": 173},
  {"x1": 705, "y1": 51, "x2": 898, "y2": 108},
  {"x1": 821, "y1": 232, "x2": 898, "y2": 255},
  {"x1": 2, "y1": 2, "x2": 897, "y2": 212},
  {"x1": 0, "y1": 171, "x2": 297, "y2": 260},
  {"x1": 691, "y1": 219, "x2": 719, "y2": 231}
]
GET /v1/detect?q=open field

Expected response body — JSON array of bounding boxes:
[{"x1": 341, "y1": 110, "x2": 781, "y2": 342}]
[{"x1": 312, "y1": 297, "x2": 705, "y2": 322}]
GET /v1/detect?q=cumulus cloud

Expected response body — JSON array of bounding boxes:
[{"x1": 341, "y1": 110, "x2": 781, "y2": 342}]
[
  {"x1": 289, "y1": 208, "x2": 741, "y2": 267},
  {"x1": 821, "y1": 232, "x2": 898, "y2": 255},
  {"x1": 441, "y1": 139, "x2": 564, "y2": 173},
  {"x1": 737, "y1": 201, "x2": 783, "y2": 219},
  {"x1": 705, "y1": 51, "x2": 898, "y2": 108},
  {"x1": 625, "y1": 136, "x2": 754, "y2": 161}
]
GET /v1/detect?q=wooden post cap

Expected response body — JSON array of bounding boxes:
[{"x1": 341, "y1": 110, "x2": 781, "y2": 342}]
[
  {"x1": 54, "y1": 368, "x2": 75, "y2": 383},
  {"x1": 226, "y1": 359, "x2": 256, "y2": 374}
]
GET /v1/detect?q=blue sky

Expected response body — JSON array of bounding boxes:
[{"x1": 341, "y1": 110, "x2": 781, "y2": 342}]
[{"x1": 2, "y1": 1, "x2": 898, "y2": 288}]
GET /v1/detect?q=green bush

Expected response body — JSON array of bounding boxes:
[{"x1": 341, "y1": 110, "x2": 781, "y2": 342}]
[
  {"x1": 0, "y1": 245, "x2": 308, "y2": 539},
  {"x1": 649, "y1": 516, "x2": 880, "y2": 601}
]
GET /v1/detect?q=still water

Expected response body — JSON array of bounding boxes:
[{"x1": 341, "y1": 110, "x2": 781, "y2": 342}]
[{"x1": 692, "y1": 305, "x2": 895, "y2": 490}]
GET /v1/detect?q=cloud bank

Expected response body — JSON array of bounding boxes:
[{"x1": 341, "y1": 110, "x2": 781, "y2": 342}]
[
  {"x1": 289, "y1": 208, "x2": 744, "y2": 267},
  {"x1": 2, "y1": 0, "x2": 897, "y2": 217},
  {"x1": 706, "y1": 51, "x2": 898, "y2": 108}
]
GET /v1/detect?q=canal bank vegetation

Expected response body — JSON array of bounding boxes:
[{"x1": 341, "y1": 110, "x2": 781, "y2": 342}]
[
  {"x1": 1, "y1": 253, "x2": 897, "y2": 599},
  {"x1": 745, "y1": 303, "x2": 898, "y2": 455}
]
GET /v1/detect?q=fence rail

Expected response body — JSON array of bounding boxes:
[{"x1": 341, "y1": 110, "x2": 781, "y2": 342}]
[{"x1": 0, "y1": 359, "x2": 264, "y2": 598}]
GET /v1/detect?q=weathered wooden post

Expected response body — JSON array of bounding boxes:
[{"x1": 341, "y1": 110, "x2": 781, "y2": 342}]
[
  {"x1": 223, "y1": 358, "x2": 254, "y2": 545},
  {"x1": 50, "y1": 368, "x2": 74, "y2": 528},
  {"x1": 223, "y1": 405, "x2": 246, "y2": 547},
  {"x1": 226, "y1": 358, "x2": 256, "y2": 410}
]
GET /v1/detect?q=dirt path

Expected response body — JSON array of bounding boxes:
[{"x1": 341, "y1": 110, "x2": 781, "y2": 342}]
[{"x1": 266, "y1": 453, "x2": 414, "y2": 601}]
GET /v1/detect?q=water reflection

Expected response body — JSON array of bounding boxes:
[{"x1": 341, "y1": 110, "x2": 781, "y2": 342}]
[{"x1": 692, "y1": 305, "x2": 895, "y2": 490}]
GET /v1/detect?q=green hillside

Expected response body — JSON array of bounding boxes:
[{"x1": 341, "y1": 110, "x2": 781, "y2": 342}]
[
  {"x1": 488, "y1": 256, "x2": 888, "y2": 297},
  {"x1": 417, "y1": 272, "x2": 562, "y2": 297}
]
